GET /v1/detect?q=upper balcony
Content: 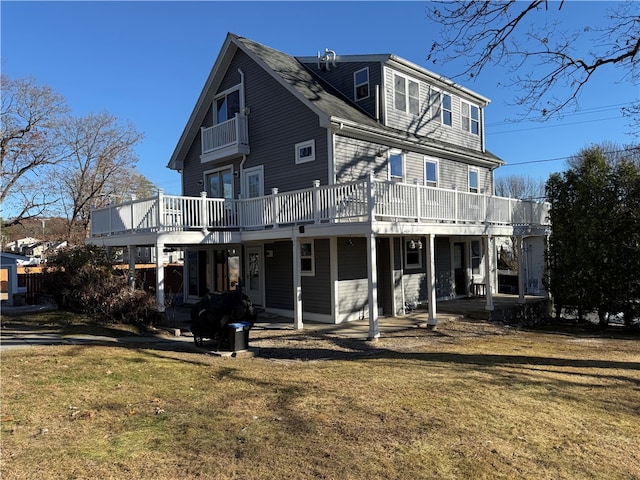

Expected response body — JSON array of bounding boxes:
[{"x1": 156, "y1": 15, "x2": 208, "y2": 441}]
[
  {"x1": 89, "y1": 176, "x2": 550, "y2": 242},
  {"x1": 200, "y1": 113, "x2": 250, "y2": 163}
]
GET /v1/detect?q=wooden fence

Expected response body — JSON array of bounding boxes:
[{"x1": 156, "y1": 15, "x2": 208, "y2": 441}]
[{"x1": 16, "y1": 264, "x2": 184, "y2": 305}]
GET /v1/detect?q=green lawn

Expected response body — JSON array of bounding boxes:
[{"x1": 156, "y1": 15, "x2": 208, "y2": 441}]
[{"x1": 1, "y1": 313, "x2": 639, "y2": 480}]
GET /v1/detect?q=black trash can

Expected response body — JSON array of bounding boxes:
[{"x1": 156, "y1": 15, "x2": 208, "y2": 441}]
[{"x1": 227, "y1": 321, "x2": 251, "y2": 351}]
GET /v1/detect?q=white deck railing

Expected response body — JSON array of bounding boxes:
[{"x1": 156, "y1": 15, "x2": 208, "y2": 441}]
[
  {"x1": 90, "y1": 176, "x2": 550, "y2": 237},
  {"x1": 201, "y1": 114, "x2": 249, "y2": 154}
]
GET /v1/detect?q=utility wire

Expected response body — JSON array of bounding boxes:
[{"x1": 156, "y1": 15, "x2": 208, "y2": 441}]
[
  {"x1": 485, "y1": 102, "x2": 631, "y2": 127},
  {"x1": 488, "y1": 116, "x2": 621, "y2": 135},
  {"x1": 500, "y1": 147, "x2": 638, "y2": 167}
]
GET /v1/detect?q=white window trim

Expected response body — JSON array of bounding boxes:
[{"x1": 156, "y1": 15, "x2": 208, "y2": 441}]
[
  {"x1": 393, "y1": 72, "x2": 420, "y2": 115},
  {"x1": 354, "y1": 67, "x2": 370, "y2": 101},
  {"x1": 404, "y1": 238, "x2": 423, "y2": 269},
  {"x1": 213, "y1": 86, "x2": 242, "y2": 125},
  {"x1": 295, "y1": 139, "x2": 316, "y2": 164},
  {"x1": 424, "y1": 157, "x2": 439, "y2": 188},
  {"x1": 388, "y1": 150, "x2": 405, "y2": 182},
  {"x1": 300, "y1": 240, "x2": 315, "y2": 276},
  {"x1": 203, "y1": 165, "x2": 234, "y2": 199},
  {"x1": 461, "y1": 100, "x2": 480, "y2": 135},
  {"x1": 468, "y1": 166, "x2": 479, "y2": 194},
  {"x1": 441, "y1": 92, "x2": 453, "y2": 127}
]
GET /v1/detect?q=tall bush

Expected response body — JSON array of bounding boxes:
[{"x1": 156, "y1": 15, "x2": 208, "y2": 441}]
[{"x1": 45, "y1": 245, "x2": 157, "y2": 325}]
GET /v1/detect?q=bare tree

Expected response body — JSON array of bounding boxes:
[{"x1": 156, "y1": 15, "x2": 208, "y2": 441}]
[
  {"x1": 53, "y1": 113, "x2": 144, "y2": 241},
  {"x1": 426, "y1": 1, "x2": 639, "y2": 128},
  {"x1": 495, "y1": 174, "x2": 546, "y2": 200},
  {"x1": 1, "y1": 76, "x2": 69, "y2": 226}
]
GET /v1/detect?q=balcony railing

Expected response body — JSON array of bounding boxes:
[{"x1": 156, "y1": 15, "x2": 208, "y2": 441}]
[
  {"x1": 90, "y1": 176, "x2": 550, "y2": 238},
  {"x1": 201, "y1": 113, "x2": 249, "y2": 155}
]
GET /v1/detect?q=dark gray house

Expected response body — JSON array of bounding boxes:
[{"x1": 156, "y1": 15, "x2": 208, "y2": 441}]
[{"x1": 88, "y1": 33, "x2": 549, "y2": 337}]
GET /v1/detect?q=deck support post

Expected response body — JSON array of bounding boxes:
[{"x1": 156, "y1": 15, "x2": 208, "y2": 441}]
[
  {"x1": 426, "y1": 233, "x2": 438, "y2": 328},
  {"x1": 517, "y1": 235, "x2": 526, "y2": 304},
  {"x1": 483, "y1": 235, "x2": 494, "y2": 311},
  {"x1": 156, "y1": 242, "x2": 165, "y2": 313},
  {"x1": 367, "y1": 233, "x2": 379, "y2": 339},
  {"x1": 128, "y1": 246, "x2": 136, "y2": 292},
  {"x1": 292, "y1": 236, "x2": 303, "y2": 330},
  {"x1": 330, "y1": 237, "x2": 339, "y2": 324}
]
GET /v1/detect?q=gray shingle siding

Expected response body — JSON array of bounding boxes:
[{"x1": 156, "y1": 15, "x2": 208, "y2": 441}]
[
  {"x1": 435, "y1": 237, "x2": 453, "y2": 299},
  {"x1": 245, "y1": 50, "x2": 330, "y2": 191},
  {"x1": 300, "y1": 60, "x2": 383, "y2": 120},
  {"x1": 301, "y1": 239, "x2": 331, "y2": 315},
  {"x1": 383, "y1": 66, "x2": 483, "y2": 152},
  {"x1": 334, "y1": 135, "x2": 493, "y2": 192},
  {"x1": 264, "y1": 241, "x2": 293, "y2": 310}
]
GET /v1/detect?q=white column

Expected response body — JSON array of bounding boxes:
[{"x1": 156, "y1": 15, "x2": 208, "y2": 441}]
[
  {"x1": 292, "y1": 237, "x2": 303, "y2": 329},
  {"x1": 517, "y1": 235, "x2": 526, "y2": 304},
  {"x1": 128, "y1": 245, "x2": 136, "y2": 292},
  {"x1": 156, "y1": 242, "x2": 165, "y2": 313},
  {"x1": 367, "y1": 233, "x2": 379, "y2": 339},
  {"x1": 426, "y1": 234, "x2": 438, "y2": 327},
  {"x1": 330, "y1": 237, "x2": 339, "y2": 324},
  {"x1": 483, "y1": 235, "x2": 494, "y2": 311}
]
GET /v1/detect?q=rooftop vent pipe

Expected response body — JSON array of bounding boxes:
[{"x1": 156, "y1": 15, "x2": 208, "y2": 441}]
[{"x1": 317, "y1": 48, "x2": 337, "y2": 71}]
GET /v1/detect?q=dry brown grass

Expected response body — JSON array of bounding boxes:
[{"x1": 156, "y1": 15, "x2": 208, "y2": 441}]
[{"x1": 1, "y1": 315, "x2": 639, "y2": 480}]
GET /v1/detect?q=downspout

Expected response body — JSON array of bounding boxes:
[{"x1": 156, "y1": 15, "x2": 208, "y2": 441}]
[
  {"x1": 238, "y1": 67, "x2": 247, "y2": 198},
  {"x1": 239, "y1": 155, "x2": 247, "y2": 197},
  {"x1": 238, "y1": 68, "x2": 245, "y2": 111}
]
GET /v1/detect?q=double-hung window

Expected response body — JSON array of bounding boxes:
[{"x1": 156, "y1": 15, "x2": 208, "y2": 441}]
[
  {"x1": 442, "y1": 93, "x2": 452, "y2": 126},
  {"x1": 405, "y1": 239, "x2": 423, "y2": 269},
  {"x1": 425, "y1": 159, "x2": 438, "y2": 187},
  {"x1": 389, "y1": 151, "x2": 404, "y2": 182},
  {"x1": 394, "y1": 74, "x2": 420, "y2": 115},
  {"x1": 468, "y1": 167, "x2": 479, "y2": 194},
  {"x1": 300, "y1": 241, "x2": 314, "y2": 276},
  {"x1": 471, "y1": 240, "x2": 481, "y2": 275},
  {"x1": 216, "y1": 89, "x2": 240, "y2": 124},
  {"x1": 461, "y1": 101, "x2": 480, "y2": 135},
  {"x1": 432, "y1": 91, "x2": 452, "y2": 126},
  {"x1": 354, "y1": 67, "x2": 369, "y2": 101}
]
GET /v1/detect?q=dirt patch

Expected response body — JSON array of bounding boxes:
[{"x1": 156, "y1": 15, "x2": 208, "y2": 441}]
[{"x1": 245, "y1": 318, "x2": 518, "y2": 361}]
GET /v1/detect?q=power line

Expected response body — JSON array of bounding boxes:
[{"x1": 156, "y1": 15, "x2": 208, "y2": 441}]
[
  {"x1": 488, "y1": 116, "x2": 622, "y2": 135},
  {"x1": 500, "y1": 147, "x2": 638, "y2": 167},
  {"x1": 485, "y1": 102, "x2": 631, "y2": 127}
]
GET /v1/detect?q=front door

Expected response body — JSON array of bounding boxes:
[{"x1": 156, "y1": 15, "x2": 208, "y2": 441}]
[
  {"x1": 245, "y1": 246, "x2": 263, "y2": 306},
  {"x1": 244, "y1": 166, "x2": 264, "y2": 198}
]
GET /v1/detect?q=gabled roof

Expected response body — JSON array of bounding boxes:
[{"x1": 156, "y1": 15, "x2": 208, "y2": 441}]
[{"x1": 167, "y1": 33, "x2": 502, "y2": 171}]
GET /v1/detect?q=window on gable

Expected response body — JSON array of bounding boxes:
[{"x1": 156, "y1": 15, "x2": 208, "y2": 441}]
[
  {"x1": 469, "y1": 167, "x2": 479, "y2": 194},
  {"x1": 295, "y1": 140, "x2": 315, "y2": 164},
  {"x1": 354, "y1": 67, "x2": 369, "y2": 101},
  {"x1": 394, "y1": 74, "x2": 420, "y2": 115},
  {"x1": 442, "y1": 93, "x2": 452, "y2": 126},
  {"x1": 408, "y1": 80, "x2": 420, "y2": 115},
  {"x1": 216, "y1": 89, "x2": 240, "y2": 124},
  {"x1": 300, "y1": 241, "x2": 314, "y2": 276},
  {"x1": 394, "y1": 74, "x2": 406, "y2": 111},
  {"x1": 389, "y1": 152, "x2": 404, "y2": 182},
  {"x1": 425, "y1": 159, "x2": 438, "y2": 187},
  {"x1": 461, "y1": 101, "x2": 480, "y2": 135}
]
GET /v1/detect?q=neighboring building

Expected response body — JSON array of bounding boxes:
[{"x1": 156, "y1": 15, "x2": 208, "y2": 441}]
[
  {"x1": 1, "y1": 252, "x2": 29, "y2": 305},
  {"x1": 87, "y1": 33, "x2": 549, "y2": 337}
]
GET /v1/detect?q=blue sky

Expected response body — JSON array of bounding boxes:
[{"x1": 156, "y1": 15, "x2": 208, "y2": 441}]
[{"x1": 2, "y1": 1, "x2": 637, "y2": 196}]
